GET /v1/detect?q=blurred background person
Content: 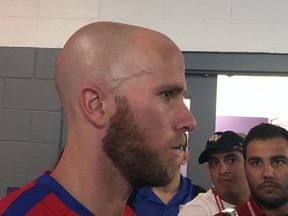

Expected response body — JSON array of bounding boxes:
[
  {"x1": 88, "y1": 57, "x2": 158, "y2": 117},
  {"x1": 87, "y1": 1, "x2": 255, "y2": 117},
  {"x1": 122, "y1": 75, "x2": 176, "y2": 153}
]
[
  {"x1": 179, "y1": 131, "x2": 250, "y2": 216},
  {"x1": 223, "y1": 123, "x2": 288, "y2": 216}
]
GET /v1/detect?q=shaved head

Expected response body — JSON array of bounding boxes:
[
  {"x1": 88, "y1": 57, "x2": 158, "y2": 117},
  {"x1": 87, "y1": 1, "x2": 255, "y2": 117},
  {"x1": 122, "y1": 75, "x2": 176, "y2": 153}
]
[{"x1": 54, "y1": 21, "x2": 182, "y2": 118}]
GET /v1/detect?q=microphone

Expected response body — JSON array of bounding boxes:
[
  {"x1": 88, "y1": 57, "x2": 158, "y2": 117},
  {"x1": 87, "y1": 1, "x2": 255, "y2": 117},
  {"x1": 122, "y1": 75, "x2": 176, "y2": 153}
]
[{"x1": 221, "y1": 208, "x2": 238, "y2": 216}]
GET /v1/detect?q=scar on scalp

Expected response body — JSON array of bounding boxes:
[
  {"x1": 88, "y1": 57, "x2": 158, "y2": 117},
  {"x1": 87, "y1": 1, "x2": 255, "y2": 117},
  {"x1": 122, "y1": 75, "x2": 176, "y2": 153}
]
[{"x1": 108, "y1": 69, "x2": 153, "y2": 90}]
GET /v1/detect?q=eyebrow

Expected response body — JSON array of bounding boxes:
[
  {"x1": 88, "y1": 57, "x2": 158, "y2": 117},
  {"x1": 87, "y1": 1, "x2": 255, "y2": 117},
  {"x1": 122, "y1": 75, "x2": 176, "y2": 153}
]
[
  {"x1": 155, "y1": 83, "x2": 186, "y2": 95},
  {"x1": 271, "y1": 155, "x2": 288, "y2": 161},
  {"x1": 247, "y1": 156, "x2": 262, "y2": 163},
  {"x1": 208, "y1": 153, "x2": 239, "y2": 161},
  {"x1": 224, "y1": 153, "x2": 239, "y2": 158},
  {"x1": 247, "y1": 155, "x2": 288, "y2": 162},
  {"x1": 207, "y1": 153, "x2": 239, "y2": 161}
]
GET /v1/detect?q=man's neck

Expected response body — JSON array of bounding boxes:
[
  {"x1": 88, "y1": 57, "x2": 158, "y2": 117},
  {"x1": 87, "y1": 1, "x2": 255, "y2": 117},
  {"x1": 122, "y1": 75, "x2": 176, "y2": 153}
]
[
  {"x1": 219, "y1": 189, "x2": 250, "y2": 205},
  {"x1": 151, "y1": 173, "x2": 181, "y2": 205},
  {"x1": 51, "y1": 146, "x2": 132, "y2": 216},
  {"x1": 261, "y1": 201, "x2": 288, "y2": 216}
]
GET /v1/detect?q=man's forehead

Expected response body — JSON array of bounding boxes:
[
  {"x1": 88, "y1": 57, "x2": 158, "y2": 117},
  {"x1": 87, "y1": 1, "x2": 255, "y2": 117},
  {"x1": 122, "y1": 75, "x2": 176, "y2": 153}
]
[
  {"x1": 207, "y1": 150, "x2": 242, "y2": 159},
  {"x1": 246, "y1": 142, "x2": 288, "y2": 163},
  {"x1": 247, "y1": 138, "x2": 288, "y2": 153}
]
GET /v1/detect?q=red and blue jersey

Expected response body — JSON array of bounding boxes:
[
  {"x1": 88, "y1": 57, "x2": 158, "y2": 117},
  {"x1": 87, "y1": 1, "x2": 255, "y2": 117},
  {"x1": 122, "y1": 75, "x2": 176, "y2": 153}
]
[
  {"x1": 0, "y1": 171, "x2": 135, "y2": 216},
  {"x1": 0, "y1": 171, "x2": 94, "y2": 215}
]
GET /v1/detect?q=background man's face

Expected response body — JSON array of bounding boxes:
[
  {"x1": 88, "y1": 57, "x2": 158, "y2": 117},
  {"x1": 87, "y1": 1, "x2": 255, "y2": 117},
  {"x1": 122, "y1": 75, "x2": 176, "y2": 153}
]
[
  {"x1": 207, "y1": 150, "x2": 247, "y2": 197},
  {"x1": 245, "y1": 138, "x2": 288, "y2": 208}
]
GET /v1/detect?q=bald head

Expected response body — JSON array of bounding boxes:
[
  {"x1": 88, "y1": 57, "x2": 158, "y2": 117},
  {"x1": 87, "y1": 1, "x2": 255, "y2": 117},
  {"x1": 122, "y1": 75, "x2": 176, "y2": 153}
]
[{"x1": 54, "y1": 21, "x2": 183, "y2": 118}]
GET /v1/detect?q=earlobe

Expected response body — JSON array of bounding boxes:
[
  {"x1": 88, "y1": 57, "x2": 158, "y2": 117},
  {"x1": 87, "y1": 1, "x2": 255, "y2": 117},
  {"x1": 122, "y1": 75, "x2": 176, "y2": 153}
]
[
  {"x1": 182, "y1": 151, "x2": 190, "y2": 165},
  {"x1": 82, "y1": 88, "x2": 107, "y2": 128}
]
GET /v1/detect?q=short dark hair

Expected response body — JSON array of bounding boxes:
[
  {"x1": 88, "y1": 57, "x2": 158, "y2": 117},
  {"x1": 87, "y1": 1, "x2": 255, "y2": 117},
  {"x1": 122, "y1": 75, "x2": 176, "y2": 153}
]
[{"x1": 243, "y1": 123, "x2": 288, "y2": 159}]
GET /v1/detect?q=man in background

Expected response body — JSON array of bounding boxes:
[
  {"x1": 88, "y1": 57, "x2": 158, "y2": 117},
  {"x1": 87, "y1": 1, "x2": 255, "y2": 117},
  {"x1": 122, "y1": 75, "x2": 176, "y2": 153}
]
[
  {"x1": 224, "y1": 123, "x2": 288, "y2": 216},
  {"x1": 0, "y1": 21, "x2": 196, "y2": 215},
  {"x1": 128, "y1": 134, "x2": 206, "y2": 216},
  {"x1": 179, "y1": 131, "x2": 250, "y2": 216}
]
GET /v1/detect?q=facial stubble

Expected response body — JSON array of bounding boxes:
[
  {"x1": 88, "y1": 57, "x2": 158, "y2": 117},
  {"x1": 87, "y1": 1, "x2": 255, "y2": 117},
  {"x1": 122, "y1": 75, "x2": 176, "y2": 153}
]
[{"x1": 103, "y1": 96, "x2": 179, "y2": 188}]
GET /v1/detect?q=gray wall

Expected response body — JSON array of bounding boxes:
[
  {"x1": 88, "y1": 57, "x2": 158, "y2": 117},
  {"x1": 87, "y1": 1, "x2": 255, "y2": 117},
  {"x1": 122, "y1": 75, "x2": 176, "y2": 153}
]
[
  {"x1": 0, "y1": 47, "x2": 62, "y2": 198},
  {"x1": 185, "y1": 75, "x2": 217, "y2": 189}
]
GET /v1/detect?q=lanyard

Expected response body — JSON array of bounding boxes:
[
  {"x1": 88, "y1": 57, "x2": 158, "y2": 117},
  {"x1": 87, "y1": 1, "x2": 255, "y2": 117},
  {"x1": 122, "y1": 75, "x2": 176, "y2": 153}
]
[
  {"x1": 213, "y1": 190, "x2": 259, "y2": 216},
  {"x1": 246, "y1": 200, "x2": 257, "y2": 216},
  {"x1": 212, "y1": 188, "x2": 225, "y2": 212}
]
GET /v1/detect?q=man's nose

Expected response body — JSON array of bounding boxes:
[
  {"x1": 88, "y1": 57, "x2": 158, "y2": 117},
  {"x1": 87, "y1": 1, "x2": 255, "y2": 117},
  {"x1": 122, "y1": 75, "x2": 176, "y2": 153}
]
[
  {"x1": 262, "y1": 163, "x2": 275, "y2": 179},
  {"x1": 184, "y1": 111, "x2": 197, "y2": 132},
  {"x1": 175, "y1": 100, "x2": 197, "y2": 132},
  {"x1": 219, "y1": 162, "x2": 230, "y2": 175},
  {"x1": 183, "y1": 101, "x2": 197, "y2": 131}
]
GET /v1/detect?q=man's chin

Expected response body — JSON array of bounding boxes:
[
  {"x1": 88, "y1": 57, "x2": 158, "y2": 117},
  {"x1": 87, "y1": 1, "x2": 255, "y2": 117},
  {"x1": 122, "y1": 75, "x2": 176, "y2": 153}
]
[{"x1": 128, "y1": 164, "x2": 177, "y2": 188}]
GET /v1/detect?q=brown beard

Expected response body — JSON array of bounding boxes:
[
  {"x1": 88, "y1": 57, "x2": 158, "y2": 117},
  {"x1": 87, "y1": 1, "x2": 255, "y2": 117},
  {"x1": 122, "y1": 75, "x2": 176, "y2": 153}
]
[
  {"x1": 251, "y1": 180, "x2": 288, "y2": 208},
  {"x1": 102, "y1": 96, "x2": 178, "y2": 188}
]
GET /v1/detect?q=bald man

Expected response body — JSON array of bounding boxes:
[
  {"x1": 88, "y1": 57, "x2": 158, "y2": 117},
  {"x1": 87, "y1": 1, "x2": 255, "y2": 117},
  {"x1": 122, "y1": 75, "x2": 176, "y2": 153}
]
[{"x1": 0, "y1": 22, "x2": 196, "y2": 216}]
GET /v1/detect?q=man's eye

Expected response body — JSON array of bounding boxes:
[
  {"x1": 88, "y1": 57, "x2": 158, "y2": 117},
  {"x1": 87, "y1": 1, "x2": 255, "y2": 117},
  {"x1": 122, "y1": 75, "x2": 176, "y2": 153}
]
[
  {"x1": 227, "y1": 158, "x2": 235, "y2": 164},
  {"x1": 161, "y1": 91, "x2": 173, "y2": 101},
  {"x1": 250, "y1": 160, "x2": 261, "y2": 166},
  {"x1": 273, "y1": 159, "x2": 285, "y2": 165},
  {"x1": 208, "y1": 161, "x2": 218, "y2": 167}
]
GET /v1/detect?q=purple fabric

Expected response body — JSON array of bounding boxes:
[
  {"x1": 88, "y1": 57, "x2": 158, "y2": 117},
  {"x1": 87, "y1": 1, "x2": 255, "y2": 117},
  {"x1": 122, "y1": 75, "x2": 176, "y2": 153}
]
[{"x1": 216, "y1": 116, "x2": 268, "y2": 134}]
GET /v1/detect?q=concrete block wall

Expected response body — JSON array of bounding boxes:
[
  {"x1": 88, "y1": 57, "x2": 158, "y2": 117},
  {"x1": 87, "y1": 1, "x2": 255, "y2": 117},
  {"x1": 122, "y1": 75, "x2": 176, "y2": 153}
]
[
  {"x1": 0, "y1": 47, "x2": 61, "y2": 198},
  {"x1": 0, "y1": 0, "x2": 288, "y2": 52}
]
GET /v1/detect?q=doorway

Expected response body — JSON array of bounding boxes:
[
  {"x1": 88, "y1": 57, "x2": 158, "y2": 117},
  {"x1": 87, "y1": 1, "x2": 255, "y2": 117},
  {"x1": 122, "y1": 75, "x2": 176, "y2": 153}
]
[
  {"x1": 184, "y1": 52, "x2": 288, "y2": 189},
  {"x1": 216, "y1": 75, "x2": 288, "y2": 134}
]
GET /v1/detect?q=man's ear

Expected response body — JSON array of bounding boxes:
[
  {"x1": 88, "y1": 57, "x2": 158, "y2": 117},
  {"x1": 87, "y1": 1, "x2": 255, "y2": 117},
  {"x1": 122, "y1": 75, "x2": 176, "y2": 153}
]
[
  {"x1": 182, "y1": 151, "x2": 190, "y2": 165},
  {"x1": 81, "y1": 87, "x2": 107, "y2": 128},
  {"x1": 205, "y1": 163, "x2": 213, "y2": 179}
]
